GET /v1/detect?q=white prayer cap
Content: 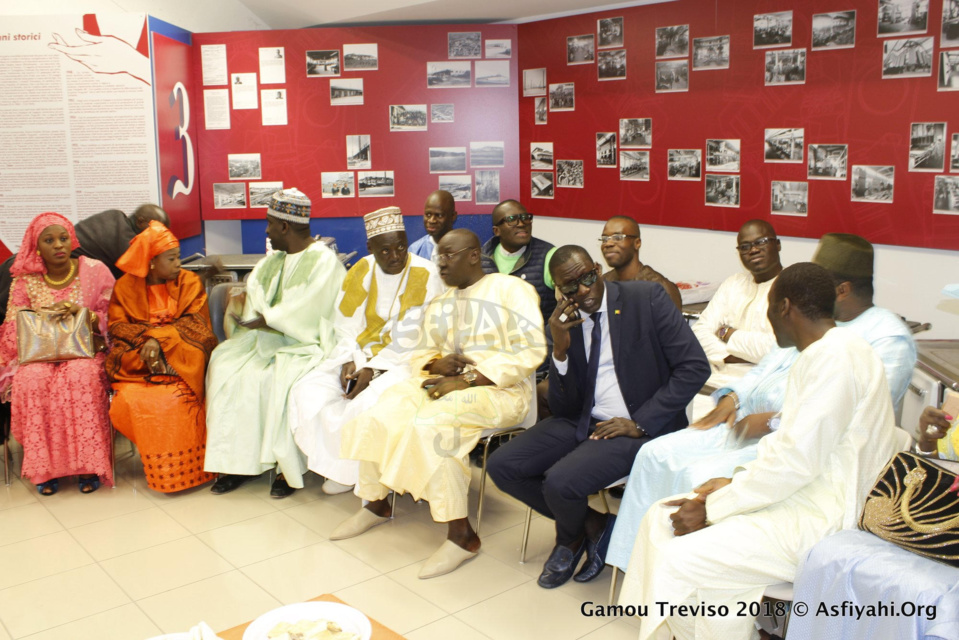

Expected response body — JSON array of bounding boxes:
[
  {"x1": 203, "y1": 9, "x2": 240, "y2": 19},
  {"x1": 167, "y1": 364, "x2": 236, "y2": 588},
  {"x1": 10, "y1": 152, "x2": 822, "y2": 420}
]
[{"x1": 364, "y1": 206, "x2": 405, "y2": 239}]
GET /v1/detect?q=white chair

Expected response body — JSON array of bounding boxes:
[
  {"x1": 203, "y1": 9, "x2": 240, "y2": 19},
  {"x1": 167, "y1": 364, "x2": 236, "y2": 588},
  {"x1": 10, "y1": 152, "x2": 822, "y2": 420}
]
[{"x1": 758, "y1": 582, "x2": 794, "y2": 638}]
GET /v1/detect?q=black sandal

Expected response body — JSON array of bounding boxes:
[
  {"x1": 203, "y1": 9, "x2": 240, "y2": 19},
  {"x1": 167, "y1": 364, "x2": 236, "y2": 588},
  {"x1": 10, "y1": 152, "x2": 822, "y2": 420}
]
[
  {"x1": 37, "y1": 479, "x2": 59, "y2": 496},
  {"x1": 78, "y1": 475, "x2": 100, "y2": 494}
]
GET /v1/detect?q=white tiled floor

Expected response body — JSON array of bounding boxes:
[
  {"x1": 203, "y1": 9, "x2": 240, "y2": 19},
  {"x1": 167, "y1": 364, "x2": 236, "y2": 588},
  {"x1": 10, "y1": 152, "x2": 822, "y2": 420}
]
[{"x1": 0, "y1": 440, "x2": 629, "y2": 639}]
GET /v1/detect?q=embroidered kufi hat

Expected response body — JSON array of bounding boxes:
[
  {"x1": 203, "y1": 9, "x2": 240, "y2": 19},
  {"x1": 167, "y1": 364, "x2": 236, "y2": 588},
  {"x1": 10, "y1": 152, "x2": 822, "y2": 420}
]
[
  {"x1": 267, "y1": 188, "x2": 311, "y2": 224},
  {"x1": 364, "y1": 206, "x2": 405, "y2": 239}
]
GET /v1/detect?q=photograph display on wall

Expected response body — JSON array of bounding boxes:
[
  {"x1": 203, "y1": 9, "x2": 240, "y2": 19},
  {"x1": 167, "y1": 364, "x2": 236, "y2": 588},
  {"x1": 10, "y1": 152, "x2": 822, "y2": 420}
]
[
  {"x1": 597, "y1": 133, "x2": 617, "y2": 167},
  {"x1": 764, "y1": 128, "x2": 804, "y2": 162},
  {"x1": 556, "y1": 160, "x2": 585, "y2": 188},
  {"x1": 620, "y1": 118, "x2": 652, "y2": 148},
  {"x1": 531, "y1": 143, "x2": 554, "y2": 169},
  {"x1": 485, "y1": 39, "x2": 512, "y2": 58},
  {"x1": 431, "y1": 104, "x2": 454, "y2": 123},
  {"x1": 389, "y1": 104, "x2": 428, "y2": 131},
  {"x1": 438, "y1": 174, "x2": 472, "y2": 201},
  {"x1": 567, "y1": 34, "x2": 596, "y2": 65},
  {"x1": 343, "y1": 44, "x2": 378, "y2": 71},
  {"x1": 655, "y1": 25, "x2": 688, "y2": 59},
  {"x1": 346, "y1": 135, "x2": 371, "y2": 170},
  {"x1": 771, "y1": 181, "x2": 808, "y2": 215},
  {"x1": 549, "y1": 82, "x2": 575, "y2": 111},
  {"x1": 812, "y1": 11, "x2": 856, "y2": 50},
  {"x1": 706, "y1": 139, "x2": 741, "y2": 172},
  {"x1": 668, "y1": 149, "x2": 702, "y2": 180},
  {"x1": 940, "y1": 51, "x2": 959, "y2": 90},
  {"x1": 952, "y1": 133, "x2": 959, "y2": 171},
  {"x1": 306, "y1": 50, "x2": 340, "y2": 76},
  {"x1": 475, "y1": 61, "x2": 510, "y2": 87},
  {"x1": 471, "y1": 141, "x2": 505, "y2": 168},
  {"x1": 620, "y1": 151, "x2": 649, "y2": 181},
  {"x1": 935, "y1": 175, "x2": 959, "y2": 213},
  {"x1": 599, "y1": 17, "x2": 625, "y2": 49},
  {"x1": 429, "y1": 147, "x2": 467, "y2": 173},
  {"x1": 692, "y1": 36, "x2": 730, "y2": 70},
  {"x1": 358, "y1": 171, "x2": 395, "y2": 197},
  {"x1": 534, "y1": 97, "x2": 548, "y2": 124},
  {"x1": 321, "y1": 171, "x2": 355, "y2": 198},
  {"x1": 754, "y1": 11, "x2": 793, "y2": 48},
  {"x1": 765, "y1": 49, "x2": 806, "y2": 85},
  {"x1": 655, "y1": 60, "x2": 688, "y2": 92},
  {"x1": 213, "y1": 183, "x2": 246, "y2": 209},
  {"x1": 944, "y1": 0, "x2": 959, "y2": 47},
  {"x1": 249, "y1": 182, "x2": 283, "y2": 207},
  {"x1": 531, "y1": 171, "x2": 554, "y2": 199},
  {"x1": 228, "y1": 153, "x2": 261, "y2": 180},
  {"x1": 882, "y1": 37, "x2": 933, "y2": 78},
  {"x1": 476, "y1": 170, "x2": 501, "y2": 205},
  {"x1": 851, "y1": 165, "x2": 894, "y2": 203},
  {"x1": 330, "y1": 78, "x2": 364, "y2": 105},
  {"x1": 878, "y1": 0, "x2": 929, "y2": 37},
  {"x1": 427, "y1": 61, "x2": 471, "y2": 88},
  {"x1": 808, "y1": 144, "x2": 848, "y2": 180},
  {"x1": 705, "y1": 174, "x2": 741, "y2": 207},
  {"x1": 523, "y1": 68, "x2": 547, "y2": 96},
  {"x1": 448, "y1": 32, "x2": 482, "y2": 59},
  {"x1": 909, "y1": 122, "x2": 947, "y2": 172},
  {"x1": 598, "y1": 49, "x2": 627, "y2": 80}
]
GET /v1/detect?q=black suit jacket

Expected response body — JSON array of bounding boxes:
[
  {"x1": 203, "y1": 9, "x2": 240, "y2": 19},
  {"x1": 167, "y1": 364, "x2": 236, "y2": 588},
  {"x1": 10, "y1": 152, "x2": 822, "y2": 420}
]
[{"x1": 548, "y1": 280, "x2": 710, "y2": 438}]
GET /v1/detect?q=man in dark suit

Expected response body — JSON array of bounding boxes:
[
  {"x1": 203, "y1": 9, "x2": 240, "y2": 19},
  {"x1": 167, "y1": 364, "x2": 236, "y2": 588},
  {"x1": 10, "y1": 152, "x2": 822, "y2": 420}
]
[{"x1": 487, "y1": 245, "x2": 710, "y2": 589}]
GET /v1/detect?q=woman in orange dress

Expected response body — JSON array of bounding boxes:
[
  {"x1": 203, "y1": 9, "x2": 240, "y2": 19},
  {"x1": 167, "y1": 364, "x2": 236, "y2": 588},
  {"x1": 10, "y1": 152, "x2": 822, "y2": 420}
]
[{"x1": 106, "y1": 221, "x2": 217, "y2": 492}]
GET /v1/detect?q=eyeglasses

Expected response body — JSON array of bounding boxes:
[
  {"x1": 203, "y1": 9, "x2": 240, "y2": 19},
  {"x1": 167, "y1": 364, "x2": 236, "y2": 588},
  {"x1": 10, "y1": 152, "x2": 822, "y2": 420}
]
[
  {"x1": 599, "y1": 233, "x2": 639, "y2": 244},
  {"x1": 557, "y1": 270, "x2": 599, "y2": 296},
  {"x1": 432, "y1": 247, "x2": 471, "y2": 265},
  {"x1": 495, "y1": 213, "x2": 533, "y2": 227},
  {"x1": 736, "y1": 236, "x2": 776, "y2": 253}
]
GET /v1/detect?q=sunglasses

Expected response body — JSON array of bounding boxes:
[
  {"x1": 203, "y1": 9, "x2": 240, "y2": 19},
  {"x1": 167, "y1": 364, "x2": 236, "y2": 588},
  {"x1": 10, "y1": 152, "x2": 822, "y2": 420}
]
[
  {"x1": 495, "y1": 213, "x2": 534, "y2": 227},
  {"x1": 557, "y1": 270, "x2": 599, "y2": 296}
]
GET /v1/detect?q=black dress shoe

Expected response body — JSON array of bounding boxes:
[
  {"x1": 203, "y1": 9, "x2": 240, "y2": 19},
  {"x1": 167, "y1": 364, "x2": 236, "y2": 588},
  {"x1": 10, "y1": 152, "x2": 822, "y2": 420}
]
[
  {"x1": 537, "y1": 541, "x2": 587, "y2": 589},
  {"x1": 574, "y1": 514, "x2": 617, "y2": 583},
  {"x1": 210, "y1": 474, "x2": 251, "y2": 495},
  {"x1": 270, "y1": 475, "x2": 296, "y2": 499}
]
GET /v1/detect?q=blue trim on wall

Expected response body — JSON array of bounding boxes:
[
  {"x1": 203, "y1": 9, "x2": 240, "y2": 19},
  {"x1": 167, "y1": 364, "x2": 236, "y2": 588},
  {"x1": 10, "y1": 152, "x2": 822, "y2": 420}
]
[
  {"x1": 147, "y1": 16, "x2": 192, "y2": 45},
  {"x1": 179, "y1": 233, "x2": 205, "y2": 258}
]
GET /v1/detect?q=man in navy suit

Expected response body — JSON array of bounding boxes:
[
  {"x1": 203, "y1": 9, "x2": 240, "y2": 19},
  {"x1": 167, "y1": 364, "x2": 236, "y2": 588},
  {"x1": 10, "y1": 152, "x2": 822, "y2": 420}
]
[{"x1": 488, "y1": 245, "x2": 710, "y2": 589}]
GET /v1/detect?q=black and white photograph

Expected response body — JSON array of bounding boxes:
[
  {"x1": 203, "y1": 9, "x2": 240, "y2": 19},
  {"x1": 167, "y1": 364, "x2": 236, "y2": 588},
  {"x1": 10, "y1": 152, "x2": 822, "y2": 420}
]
[
  {"x1": 851, "y1": 165, "x2": 895, "y2": 203},
  {"x1": 599, "y1": 17, "x2": 625, "y2": 49},
  {"x1": 771, "y1": 181, "x2": 808, "y2": 215},
  {"x1": 754, "y1": 11, "x2": 793, "y2": 48},
  {"x1": 431, "y1": 103, "x2": 454, "y2": 123},
  {"x1": 227, "y1": 153, "x2": 261, "y2": 180},
  {"x1": 668, "y1": 149, "x2": 702, "y2": 180},
  {"x1": 620, "y1": 118, "x2": 652, "y2": 148},
  {"x1": 934, "y1": 175, "x2": 959, "y2": 214},
  {"x1": 534, "y1": 97, "x2": 548, "y2": 124},
  {"x1": 346, "y1": 135, "x2": 371, "y2": 170},
  {"x1": 619, "y1": 150, "x2": 649, "y2": 181},
  {"x1": 531, "y1": 142, "x2": 554, "y2": 169},
  {"x1": 655, "y1": 60, "x2": 688, "y2": 92},
  {"x1": 567, "y1": 34, "x2": 596, "y2": 65},
  {"x1": 330, "y1": 78, "x2": 363, "y2": 105},
  {"x1": 475, "y1": 61, "x2": 510, "y2": 87},
  {"x1": 475, "y1": 170, "x2": 501, "y2": 205},
  {"x1": 765, "y1": 49, "x2": 806, "y2": 85},
  {"x1": 389, "y1": 104, "x2": 428, "y2": 131},
  {"x1": 485, "y1": 39, "x2": 512, "y2": 58},
  {"x1": 812, "y1": 11, "x2": 856, "y2": 50},
  {"x1": 706, "y1": 139, "x2": 741, "y2": 172},
  {"x1": 909, "y1": 122, "x2": 946, "y2": 171},
  {"x1": 427, "y1": 61, "x2": 471, "y2": 88},
  {"x1": 693, "y1": 36, "x2": 730, "y2": 70},
  {"x1": 358, "y1": 171, "x2": 395, "y2": 197},
  {"x1": 343, "y1": 44, "x2": 378, "y2": 71},
  {"x1": 952, "y1": 133, "x2": 959, "y2": 171},
  {"x1": 808, "y1": 143, "x2": 848, "y2": 180},
  {"x1": 878, "y1": 0, "x2": 929, "y2": 37},
  {"x1": 429, "y1": 147, "x2": 467, "y2": 173},
  {"x1": 944, "y1": 0, "x2": 959, "y2": 47},
  {"x1": 655, "y1": 25, "x2": 688, "y2": 59},
  {"x1": 523, "y1": 68, "x2": 547, "y2": 97},
  {"x1": 448, "y1": 32, "x2": 482, "y2": 59},
  {"x1": 705, "y1": 174, "x2": 741, "y2": 207},
  {"x1": 321, "y1": 171, "x2": 355, "y2": 198},
  {"x1": 531, "y1": 171, "x2": 554, "y2": 199},
  {"x1": 765, "y1": 128, "x2": 805, "y2": 162},
  {"x1": 549, "y1": 82, "x2": 575, "y2": 111},
  {"x1": 213, "y1": 183, "x2": 246, "y2": 209},
  {"x1": 598, "y1": 49, "x2": 627, "y2": 80},
  {"x1": 470, "y1": 141, "x2": 505, "y2": 167},
  {"x1": 597, "y1": 132, "x2": 617, "y2": 167},
  {"x1": 249, "y1": 181, "x2": 282, "y2": 207},
  {"x1": 306, "y1": 50, "x2": 340, "y2": 76},
  {"x1": 556, "y1": 159, "x2": 585, "y2": 188},
  {"x1": 882, "y1": 37, "x2": 934, "y2": 77},
  {"x1": 940, "y1": 51, "x2": 959, "y2": 90},
  {"x1": 438, "y1": 174, "x2": 472, "y2": 201}
]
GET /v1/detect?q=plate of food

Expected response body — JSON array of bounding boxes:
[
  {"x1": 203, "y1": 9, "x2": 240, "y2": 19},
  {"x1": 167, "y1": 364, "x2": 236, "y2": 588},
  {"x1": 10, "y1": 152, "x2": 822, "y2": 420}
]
[{"x1": 242, "y1": 602, "x2": 372, "y2": 640}]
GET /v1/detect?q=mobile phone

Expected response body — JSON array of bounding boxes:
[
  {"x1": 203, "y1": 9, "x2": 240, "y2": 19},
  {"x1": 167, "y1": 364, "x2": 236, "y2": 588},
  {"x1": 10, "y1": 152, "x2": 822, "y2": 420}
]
[{"x1": 345, "y1": 377, "x2": 357, "y2": 394}]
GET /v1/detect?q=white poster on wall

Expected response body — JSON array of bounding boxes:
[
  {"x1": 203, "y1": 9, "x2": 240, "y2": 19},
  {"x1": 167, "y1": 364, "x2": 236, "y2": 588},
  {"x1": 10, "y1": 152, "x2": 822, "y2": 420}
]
[
  {"x1": 204, "y1": 89, "x2": 231, "y2": 130},
  {"x1": 231, "y1": 73, "x2": 258, "y2": 109},
  {"x1": 201, "y1": 44, "x2": 228, "y2": 85},
  {"x1": 259, "y1": 47, "x2": 286, "y2": 84},
  {"x1": 261, "y1": 89, "x2": 288, "y2": 126}
]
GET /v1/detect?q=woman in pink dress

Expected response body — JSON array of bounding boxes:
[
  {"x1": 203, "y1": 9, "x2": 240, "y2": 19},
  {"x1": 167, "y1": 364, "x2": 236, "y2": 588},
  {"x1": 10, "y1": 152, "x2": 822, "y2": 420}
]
[{"x1": 0, "y1": 213, "x2": 115, "y2": 495}]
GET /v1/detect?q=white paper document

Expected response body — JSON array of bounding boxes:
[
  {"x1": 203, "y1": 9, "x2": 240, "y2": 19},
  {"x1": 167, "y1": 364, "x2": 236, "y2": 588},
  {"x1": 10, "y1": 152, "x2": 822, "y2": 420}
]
[
  {"x1": 204, "y1": 89, "x2": 231, "y2": 130},
  {"x1": 201, "y1": 44, "x2": 228, "y2": 86},
  {"x1": 261, "y1": 89, "x2": 288, "y2": 126},
  {"x1": 259, "y1": 47, "x2": 286, "y2": 84},
  {"x1": 231, "y1": 73, "x2": 258, "y2": 109}
]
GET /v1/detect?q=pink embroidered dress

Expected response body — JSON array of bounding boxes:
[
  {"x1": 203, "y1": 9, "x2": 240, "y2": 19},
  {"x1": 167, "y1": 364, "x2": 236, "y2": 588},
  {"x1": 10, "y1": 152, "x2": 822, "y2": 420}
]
[{"x1": 0, "y1": 213, "x2": 115, "y2": 486}]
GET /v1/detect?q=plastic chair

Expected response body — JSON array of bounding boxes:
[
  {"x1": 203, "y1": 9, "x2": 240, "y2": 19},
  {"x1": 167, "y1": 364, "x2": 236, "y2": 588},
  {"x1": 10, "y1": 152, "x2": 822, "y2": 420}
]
[{"x1": 208, "y1": 282, "x2": 245, "y2": 343}]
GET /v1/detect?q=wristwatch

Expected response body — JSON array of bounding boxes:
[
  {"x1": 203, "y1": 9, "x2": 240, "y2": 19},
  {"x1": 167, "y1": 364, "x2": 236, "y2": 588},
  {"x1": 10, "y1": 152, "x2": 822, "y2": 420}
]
[{"x1": 462, "y1": 370, "x2": 478, "y2": 387}]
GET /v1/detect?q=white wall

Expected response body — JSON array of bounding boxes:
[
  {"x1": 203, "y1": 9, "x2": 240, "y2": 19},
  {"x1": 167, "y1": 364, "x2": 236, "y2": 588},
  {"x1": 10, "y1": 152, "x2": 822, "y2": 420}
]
[{"x1": 536, "y1": 217, "x2": 959, "y2": 340}]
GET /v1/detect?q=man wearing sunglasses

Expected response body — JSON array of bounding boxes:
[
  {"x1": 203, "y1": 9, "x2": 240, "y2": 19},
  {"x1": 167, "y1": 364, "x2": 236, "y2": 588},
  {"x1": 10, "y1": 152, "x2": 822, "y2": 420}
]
[{"x1": 600, "y1": 215, "x2": 683, "y2": 310}]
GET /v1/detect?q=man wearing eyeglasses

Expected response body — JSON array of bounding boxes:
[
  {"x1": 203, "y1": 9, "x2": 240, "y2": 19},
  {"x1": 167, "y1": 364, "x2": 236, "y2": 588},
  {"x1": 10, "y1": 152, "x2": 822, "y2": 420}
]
[
  {"x1": 408, "y1": 190, "x2": 457, "y2": 261},
  {"x1": 600, "y1": 215, "x2": 683, "y2": 310}
]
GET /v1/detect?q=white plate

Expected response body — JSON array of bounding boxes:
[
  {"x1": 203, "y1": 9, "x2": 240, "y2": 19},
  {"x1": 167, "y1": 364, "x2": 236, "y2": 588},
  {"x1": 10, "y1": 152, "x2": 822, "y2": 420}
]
[{"x1": 242, "y1": 602, "x2": 372, "y2": 640}]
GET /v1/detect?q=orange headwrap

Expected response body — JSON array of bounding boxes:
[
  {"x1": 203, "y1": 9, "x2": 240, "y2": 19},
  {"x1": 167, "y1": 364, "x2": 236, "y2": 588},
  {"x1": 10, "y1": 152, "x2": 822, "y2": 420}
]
[{"x1": 115, "y1": 220, "x2": 179, "y2": 277}]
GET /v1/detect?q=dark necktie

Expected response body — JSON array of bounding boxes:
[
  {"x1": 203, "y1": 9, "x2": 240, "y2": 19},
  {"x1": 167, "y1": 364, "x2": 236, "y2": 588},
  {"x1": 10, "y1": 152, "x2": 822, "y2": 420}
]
[{"x1": 576, "y1": 311, "x2": 603, "y2": 442}]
